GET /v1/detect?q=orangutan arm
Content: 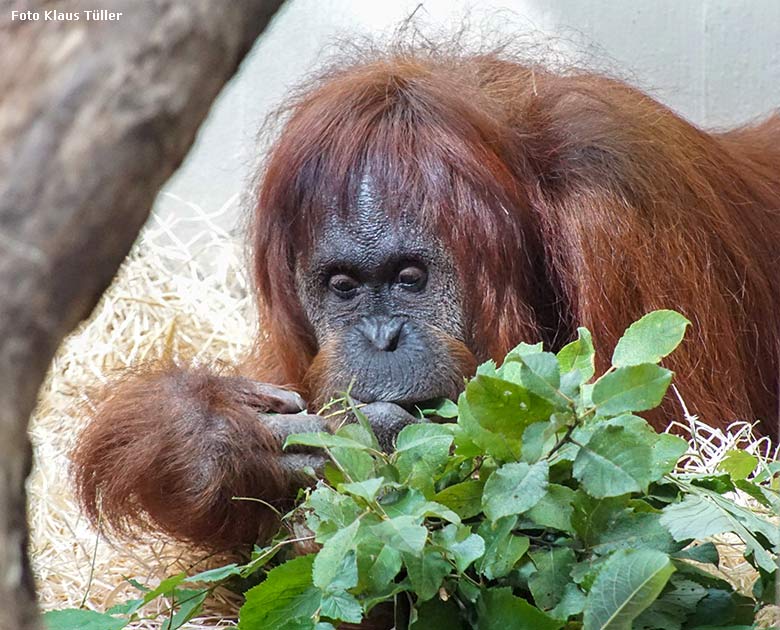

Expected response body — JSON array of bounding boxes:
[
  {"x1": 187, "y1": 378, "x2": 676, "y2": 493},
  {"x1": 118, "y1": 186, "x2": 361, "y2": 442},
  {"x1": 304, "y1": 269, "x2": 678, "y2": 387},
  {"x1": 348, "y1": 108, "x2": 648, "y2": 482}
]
[
  {"x1": 72, "y1": 369, "x2": 420, "y2": 550},
  {"x1": 71, "y1": 368, "x2": 332, "y2": 550}
]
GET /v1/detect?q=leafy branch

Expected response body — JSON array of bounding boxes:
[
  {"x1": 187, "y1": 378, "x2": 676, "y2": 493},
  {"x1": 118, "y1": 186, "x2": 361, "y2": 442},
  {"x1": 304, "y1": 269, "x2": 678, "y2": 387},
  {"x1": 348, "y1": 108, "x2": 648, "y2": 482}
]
[{"x1": 46, "y1": 311, "x2": 778, "y2": 630}]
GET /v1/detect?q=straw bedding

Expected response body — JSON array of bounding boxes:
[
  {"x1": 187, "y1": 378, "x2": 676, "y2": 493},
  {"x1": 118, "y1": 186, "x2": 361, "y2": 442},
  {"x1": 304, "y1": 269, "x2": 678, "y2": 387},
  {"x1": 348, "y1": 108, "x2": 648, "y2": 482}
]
[
  {"x1": 29, "y1": 197, "x2": 252, "y2": 628},
  {"x1": 27, "y1": 199, "x2": 778, "y2": 628}
]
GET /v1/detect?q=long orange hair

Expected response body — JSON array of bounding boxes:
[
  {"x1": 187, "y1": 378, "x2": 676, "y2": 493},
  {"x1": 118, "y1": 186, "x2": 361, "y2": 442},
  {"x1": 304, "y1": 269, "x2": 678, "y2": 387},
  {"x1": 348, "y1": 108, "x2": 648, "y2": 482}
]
[{"x1": 249, "y1": 44, "x2": 780, "y2": 436}]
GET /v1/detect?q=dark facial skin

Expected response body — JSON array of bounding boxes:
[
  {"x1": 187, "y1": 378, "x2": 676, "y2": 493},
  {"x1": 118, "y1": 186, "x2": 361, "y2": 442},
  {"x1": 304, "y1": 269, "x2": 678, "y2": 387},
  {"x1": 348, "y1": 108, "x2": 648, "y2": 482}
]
[
  {"x1": 296, "y1": 185, "x2": 470, "y2": 415},
  {"x1": 71, "y1": 188, "x2": 480, "y2": 553}
]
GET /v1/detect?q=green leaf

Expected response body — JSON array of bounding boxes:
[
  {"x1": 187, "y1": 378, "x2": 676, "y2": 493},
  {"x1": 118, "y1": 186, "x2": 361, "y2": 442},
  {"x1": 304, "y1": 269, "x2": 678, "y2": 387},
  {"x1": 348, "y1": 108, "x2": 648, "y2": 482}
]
[
  {"x1": 650, "y1": 433, "x2": 688, "y2": 478},
  {"x1": 449, "y1": 533, "x2": 486, "y2": 573},
  {"x1": 411, "y1": 598, "x2": 465, "y2": 629},
  {"x1": 590, "y1": 414, "x2": 686, "y2": 481},
  {"x1": 435, "y1": 524, "x2": 486, "y2": 573},
  {"x1": 402, "y1": 548, "x2": 451, "y2": 601},
  {"x1": 238, "y1": 555, "x2": 320, "y2": 630},
  {"x1": 753, "y1": 566, "x2": 777, "y2": 603},
  {"x1": 433, "y1": 479, "x2": 485, "y2": 519},
  {"x1": 515, "y1": 351, "x2": 570, "y2": 409},
  {"x1": 718, "y1": 450, "x2": 758, "y2": 481},
  {"x1": 672, "y1": 542, "x2": 719, "y2": 565},
  {"x1": 482, "y1": 460, "x2": 549, "y2": 522},
  {"x1": 43, "y1": 609, "x2": 128, "y2": 630},
  {"x1": 185, "y1": 563, "x2": 240, "y2": 583},
  {"x1": 330, "y1": 447, "x2": 377, "y2": 481},
  {"x1": 240, "y1": 545, "x2": 283, "y2": 578},
  {"x1": 419, "y1": 398, "x2": 459, "y2": 419},
  {"x1": 632, "y1": 597, "x2": 686, "y2": 630},
  {"x1": 664, "y1": 574, "x2": 709, "y2": 603},
  {"x1": 306, "y1": 485, "x2": 361, "y2": 535},
  {"x1": 571, "y1": 557, "x2": 610, "y2": 591},
  {"x1": 660, "y1": 493, "x2": 777, "y2": 572},
  {"x1": 477, "y1": 517, "x2": 531, "y2": 580},
  {"x1": 267, "y1": 618, "x2": 322, "y2": 630},
  {"x1": 395, "y1": 423, "x2": 454, "y2": 495},
  {"x1": 571, "y1": 493, "x2": 630, "y2": 547},
  {"x1": 592, "y1": 364, "x2": 672, "y2": 416},
  {"x1": 573, "y1": 424, "x2": 655, "y2": 497},
  {"x1": 579, "y1": 382, "x2": 595, "y2": 411},
  {"x1": 138, "y1": 572, "x2": 187, "y2": 605},
  {"x1": 583, "y1": 549, "x2": 675, "y2": 630},
  {"x1": 676, "y1": 487, "x2": 780, "y2": 547},
  {"x1": 687, "y1": 587, "x2": 756, "y2": 628},
  {"x1": 520, "y1": 420, "x2": 562, "y2": 464},
  {"x1": 558, "y1": 327, "x2": 596, "y2": 383},
  {"x1": 673, "y1": 561, "x2": 734, "y2": 592},
  {"x1": 590, "y1": 511, "x2": 678, "y2": 555},
  {"x1": 455, "y1": 395, "x2": 519, "y2": 460},
  {"x1": 505, "y1": 341, "x2": 545, "y2": 358},
  {"x1": 691, "y1": 623, "x2": 756, "y2": 630},
  {"x1": 477, "y1": 587, "x2": 563, "y2": 630},
  {"x1": 356, "y1": 541, "x2": 402, "y2": 591},
  {"x1": 560, "y1": 368, "x2": 584, "y2": 398},
  {"x1": 380, "y1": 487, "x2": 460, "y2": 523},
  {"x1": 327, "y1": 553, "x2": 361, "y2": 594},
  {"x1": 339, "y1": 478, "x2": 384, "y2": 503},
  {"x1": 661, "y1": 495, "x2": 732, "y2": 540},
  {"x1": 106, "y1": 600, "x2": 143, "y2": 616},
  {"x1": 500, "y1": 342, "x2": 545, "y2": 383},
  {"x1": 528, "y1": 547, "x2": 577, "y2": 610},
  {"x1": 319, "y1": 590, "x2": 362, "y2": 624},
  {"x1": 284, "y1": 433, "x2": 372, "y2": 452},
  {"x1": 476, "y1": 359, "x2": 498, "y2": 377},
  {"x1": 465, "y1": 374, "x2": 554, "y2": 439},
  {"x1": 396, "y1": 422, "x2": 455, "y2": 453},
  {"x1": 633, "y1": 575, "x2": 708, "y2": 630},
  {"x1": 690, "y1": 474, "x2": 734, "y2": 494},
  {"x1": 124, "y1": 577, "x2": 150, "y2": 593},
  {"x1": 525, "y1": 483, "x2": 576, "y2": 534},
  {"x1": 371, "y1": 515, "x2": 427, "y2": 554},
  {"x1": 549, "y1": 583, "x2": 586, "y2": 620},
  {"x1": 161, "y1": 589, "x2": 208, "y2": 630},
  {"x1": 337, "y1": 417, "x2": 380, "y2": 450},
  {"x1": 313, "y1": 521, "x2": 359, "y2": 590},
  {"x1": 753, "y1": 460, "x2": 780, "y2": 484},
  {"x1": 458, "y1": 580, "x2": 481, "y2": 604},
  {"x1": 734, "y1": 478, "x2": 776, "y2": 510},
  {"x1": 611, "y1": 310, "x2": 690, "y2": 367}
]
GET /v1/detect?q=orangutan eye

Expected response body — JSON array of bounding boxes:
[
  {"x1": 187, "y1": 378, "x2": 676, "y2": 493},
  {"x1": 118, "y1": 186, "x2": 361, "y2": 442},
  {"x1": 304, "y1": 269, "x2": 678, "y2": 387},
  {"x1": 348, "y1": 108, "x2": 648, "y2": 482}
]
[
  {"x1": 328, "y1": 273, "x2": 360, "y2": 298},
  {"x1": 396, "y1": 265, "x2": 427, "y2": 291}
]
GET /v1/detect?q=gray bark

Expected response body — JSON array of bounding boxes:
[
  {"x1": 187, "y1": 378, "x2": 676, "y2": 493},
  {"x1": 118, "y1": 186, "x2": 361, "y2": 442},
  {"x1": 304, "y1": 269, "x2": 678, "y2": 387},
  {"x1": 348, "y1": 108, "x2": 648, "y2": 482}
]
[{"x1": 0, "y1": 1, "x2": 285, "y2": 627}]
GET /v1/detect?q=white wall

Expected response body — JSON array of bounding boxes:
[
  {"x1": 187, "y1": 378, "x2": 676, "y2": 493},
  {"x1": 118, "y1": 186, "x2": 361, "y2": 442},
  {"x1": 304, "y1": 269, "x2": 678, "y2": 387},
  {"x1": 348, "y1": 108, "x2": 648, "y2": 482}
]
[{"x1": 154, "y1": 0, "x2": 780, "y2": 230}]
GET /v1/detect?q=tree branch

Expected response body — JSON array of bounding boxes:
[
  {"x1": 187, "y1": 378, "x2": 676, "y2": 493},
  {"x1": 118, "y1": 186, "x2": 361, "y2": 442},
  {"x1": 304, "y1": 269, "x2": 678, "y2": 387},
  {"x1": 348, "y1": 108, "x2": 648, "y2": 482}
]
[{"x1": 0, "y1": 1, "x2": 285, "y2": 626}]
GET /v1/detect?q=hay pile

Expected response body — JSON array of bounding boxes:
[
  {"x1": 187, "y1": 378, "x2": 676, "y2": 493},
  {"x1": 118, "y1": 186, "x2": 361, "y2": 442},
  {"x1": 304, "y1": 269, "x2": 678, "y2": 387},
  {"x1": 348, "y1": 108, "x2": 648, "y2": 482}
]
[
  {"x1": 27, "y1": 198, "x2": 778, "y2": 628},
  {"x1": 29, "y1": 195, "x2": 253, "y2": 629}
]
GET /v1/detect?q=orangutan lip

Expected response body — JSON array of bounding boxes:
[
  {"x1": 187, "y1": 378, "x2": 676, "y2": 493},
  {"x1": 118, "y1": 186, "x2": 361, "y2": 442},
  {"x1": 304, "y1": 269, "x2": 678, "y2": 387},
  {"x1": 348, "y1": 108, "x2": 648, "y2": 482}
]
[{"x1": 351, "y1": 388, "x2": 445, "y2": 413}]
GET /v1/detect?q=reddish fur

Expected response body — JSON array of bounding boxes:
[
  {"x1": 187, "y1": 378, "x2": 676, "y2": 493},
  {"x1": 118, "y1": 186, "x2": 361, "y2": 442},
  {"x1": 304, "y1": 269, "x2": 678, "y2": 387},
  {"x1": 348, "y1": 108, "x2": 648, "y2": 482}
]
[
  {"x1": 251, "y1": 48, "x2": 780, "y2": 434},
  {"x1": 73, "y1": 368, "x2": 289, "y2": 548},
  {"x1": 74, "y1": 44, "x2": 779, "y2": 556}
]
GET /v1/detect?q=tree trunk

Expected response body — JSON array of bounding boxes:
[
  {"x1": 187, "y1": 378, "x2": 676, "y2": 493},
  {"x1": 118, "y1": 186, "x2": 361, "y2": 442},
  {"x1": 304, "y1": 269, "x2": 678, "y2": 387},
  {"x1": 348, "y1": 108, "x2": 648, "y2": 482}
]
[{"x1": 0, "y1": 1, "x2": 285, "y2": 627}]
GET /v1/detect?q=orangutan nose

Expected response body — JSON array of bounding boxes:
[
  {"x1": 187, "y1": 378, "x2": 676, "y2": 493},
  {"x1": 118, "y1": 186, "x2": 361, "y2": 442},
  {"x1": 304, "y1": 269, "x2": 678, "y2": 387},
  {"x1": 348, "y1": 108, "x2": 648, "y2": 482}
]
[{"x1": 357, "y1": 316, "x2": 405, "y2": 352}]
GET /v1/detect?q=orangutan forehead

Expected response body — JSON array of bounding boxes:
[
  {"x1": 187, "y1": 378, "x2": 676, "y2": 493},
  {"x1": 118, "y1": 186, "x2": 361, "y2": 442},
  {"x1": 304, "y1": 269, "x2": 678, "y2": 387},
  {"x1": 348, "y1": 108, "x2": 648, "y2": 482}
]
[
  {"x1": 305, "y1": 178, "x2": 440, "y2": 269},
  {"x1": 320, "y1": 177, "x2": 421, "y2": 232},
  {"x1": 312, "y1": 212, "x2": 434, "y2": 274}
]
